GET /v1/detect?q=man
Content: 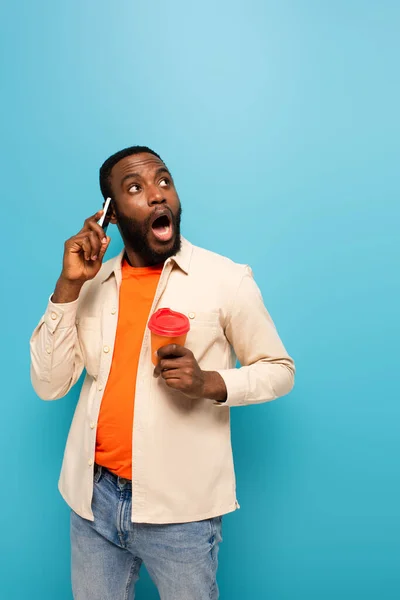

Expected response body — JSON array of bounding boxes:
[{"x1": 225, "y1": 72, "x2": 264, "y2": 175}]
[{"x1": 30, "y1": 145, "x2": 295, "y2": 600}]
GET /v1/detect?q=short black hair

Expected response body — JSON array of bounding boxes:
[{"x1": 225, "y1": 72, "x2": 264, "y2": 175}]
[{"x1": 99, "y1": 145, "x2": 163, "y2": 200}]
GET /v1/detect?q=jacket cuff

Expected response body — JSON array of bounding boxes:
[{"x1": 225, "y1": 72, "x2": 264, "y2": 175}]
[
  {"x1": 214, "y1": 369, "x2": 248, "y2": 407},
  {"x1": 44, "y1": 296, "x2": 79, "y2": 333}
]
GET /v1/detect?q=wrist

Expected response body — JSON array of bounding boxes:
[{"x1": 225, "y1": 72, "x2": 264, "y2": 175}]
[
  {"x1": 52, "y1": 276, "x2": 84, "y2": 304},
  {"x1": 202, "y1": 371, "x2": 227, "y2": 403}
]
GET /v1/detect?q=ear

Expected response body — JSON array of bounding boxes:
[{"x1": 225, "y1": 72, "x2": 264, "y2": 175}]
[
  {"x1": 102, "y1": 197, "x2": 118, "y2": 224},
  {"x1": 109, "y1": 198, "x2": 118, "y2": 224}
]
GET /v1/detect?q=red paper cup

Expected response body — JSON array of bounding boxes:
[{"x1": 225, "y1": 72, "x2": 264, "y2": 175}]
[{"x1": 148, "y1": 308, "x2": 191, "y2": 366}]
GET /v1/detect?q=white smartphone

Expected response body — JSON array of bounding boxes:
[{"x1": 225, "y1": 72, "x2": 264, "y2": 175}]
[{"x1": 98, "y1": 197, "x2": 113, "y2": 234}]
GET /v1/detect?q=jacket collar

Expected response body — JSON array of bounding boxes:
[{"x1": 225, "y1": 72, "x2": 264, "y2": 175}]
[{"x1": 100, "y1": 236, "x2": 193, "y2": 284}]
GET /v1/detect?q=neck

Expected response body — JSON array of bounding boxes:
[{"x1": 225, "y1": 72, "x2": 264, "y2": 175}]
[
  {"x1": 124, "y1": 247, "x2": 152, "y2": 268},
  {"x1": 123, "y1": 246, "x2": 167, "y2": 269},
  {"x1": 122, "y1": 235, "x2": 181, "y2": 268}
]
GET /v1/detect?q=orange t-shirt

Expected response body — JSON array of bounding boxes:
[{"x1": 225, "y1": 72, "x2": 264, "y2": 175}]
[{"x1": 95, "y1": 259, "x2": 162, "y2": 479}]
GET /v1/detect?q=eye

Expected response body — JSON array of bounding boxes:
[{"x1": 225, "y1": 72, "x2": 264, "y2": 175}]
[
  {"x1": 159, "y1": 178, "x2": 170, "y2": 188},
  {"x1": 128, "y1": 184, "x2": 141, "y2": 193}
]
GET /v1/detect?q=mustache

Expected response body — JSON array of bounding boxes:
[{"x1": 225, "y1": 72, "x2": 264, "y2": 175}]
[
  {"x1": 146, "y1": 206, "x2": 176, "y2": 230},
  {"x1": 116, "y1": 205, "x2": 180, "y2": 232}
]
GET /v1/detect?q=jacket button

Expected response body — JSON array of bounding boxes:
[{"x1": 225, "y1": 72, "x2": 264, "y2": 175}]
[
  {"x1": 103, "y1": 345, "x2": 110, "y2": 353},
  {"x1": 188, "y1": 312, "x2": 196, "y2": 319}
]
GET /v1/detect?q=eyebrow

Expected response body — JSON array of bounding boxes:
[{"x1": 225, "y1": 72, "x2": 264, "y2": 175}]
[
  {"x1": 120, "y1": 167, "x2": 172, "y2": 187},
  {"x1": 155, "y1": 167, "x2": 172, "y2": 178}
]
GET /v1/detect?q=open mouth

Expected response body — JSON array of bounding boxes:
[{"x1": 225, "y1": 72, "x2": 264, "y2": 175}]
[{"x1": 151, "y1": 211, "x2": 174, "y2": 243}]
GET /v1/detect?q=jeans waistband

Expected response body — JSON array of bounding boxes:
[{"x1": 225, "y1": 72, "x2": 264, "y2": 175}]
[{"x1": 94, "y1": 463, "x2": 132, "y2": 489}]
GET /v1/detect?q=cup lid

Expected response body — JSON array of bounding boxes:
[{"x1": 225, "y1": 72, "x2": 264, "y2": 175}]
[{"x1": 148, "y1": 308, "x2": 190, "y2": 337}]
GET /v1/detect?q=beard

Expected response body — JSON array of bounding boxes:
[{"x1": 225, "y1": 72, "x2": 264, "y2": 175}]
[{"x1": 115, "y1": 205, "x2": 182, "y2": 266}]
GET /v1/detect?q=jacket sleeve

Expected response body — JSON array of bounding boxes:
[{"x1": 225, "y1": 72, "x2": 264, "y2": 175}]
[
  {"x1": 216, "y1": 266, "x2": 295, "y2": 407},
  {"x1": 30, "y1": 297, "x2": 84, "y2": 400}
]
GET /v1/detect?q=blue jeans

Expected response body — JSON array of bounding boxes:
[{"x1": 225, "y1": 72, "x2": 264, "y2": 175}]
[{"x1": 70, "y1": 465, "x2": 223, "y2": 599}]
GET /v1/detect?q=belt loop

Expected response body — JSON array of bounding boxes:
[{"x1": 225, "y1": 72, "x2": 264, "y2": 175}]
[
  {"x1": 94, "y1": 463, "x2": 103, "y2": 483},
  {"x1": 117, "y1": 475, "x2": 131, "y2": 490}
]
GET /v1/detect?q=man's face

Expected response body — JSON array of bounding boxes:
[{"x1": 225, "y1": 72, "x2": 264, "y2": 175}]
[{"x1": 109, "y1": 153, "x2": 182, "y2": 265}]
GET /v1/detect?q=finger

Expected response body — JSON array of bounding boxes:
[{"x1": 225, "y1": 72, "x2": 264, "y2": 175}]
[
  {"x1": 67, "y1": 232, "x2": 95, "y2": 259},
  {"x1": 153, "y1": 358, "x2": 166, "y2": 378},
  {"x1": 88, "y1": 231, "x2": 101, "y2": 261},
  {"x1": 153, "y1": 350, "x2": 187, "y2": 377},
  {"x1": 153, "y1": 356, "x2": 181, "y2": 377},
  {"x1": 161, "y1": 365, "x2": 194, "y2": 379},
  {"x1": 98, "y1": 236, "x2": 111, "y2": 260},
  {"x1": 157, "y1": 344, "x2": 190, "y2": 360},
  {"x1": 67, "y1": 232, "x2": 94, "y2": 246},
  {"x1": 153, "y1": 353, "x2": 162, "y2": 377},
  {"x1": 159, "y1": 358, "x2": 185, "y2": 372},
  {"x1": 79, "y1": 210, "x2": 104, "y2": 233},
  {"x1": 80, "y1": 236, "x2": 93, "y2": 262},
  {"x1": 87, "y1": 209, "x2": 104, "y2": 224},
  {"x1": 86, "y1": 214, "x2": 110, "y2": 244},
  {"x1": 161, "y1": 369, "x2": 186, "y2": 380}
]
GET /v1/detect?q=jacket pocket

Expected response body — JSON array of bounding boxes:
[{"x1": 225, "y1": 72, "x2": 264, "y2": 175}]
[
  {"x1": 77, "y1": 317, "x2": 102, "y2": 378},
  {"x1": 185, "y1": 311, "x2": 221, "y2": 362}
]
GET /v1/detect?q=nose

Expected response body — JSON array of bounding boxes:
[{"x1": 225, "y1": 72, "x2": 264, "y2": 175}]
[{"x1": 147, "y1": 185, "x2": 166, "y2": 207}]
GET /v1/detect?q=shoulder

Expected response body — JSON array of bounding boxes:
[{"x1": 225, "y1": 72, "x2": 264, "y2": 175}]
[{"x1": 189, "y1": 242, "x2": 251, "y2": 280}]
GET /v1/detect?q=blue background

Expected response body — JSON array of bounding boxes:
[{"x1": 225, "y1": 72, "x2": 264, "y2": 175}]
[{"x1": 1, "y1": 0, "x2": 399, "y2": 598}]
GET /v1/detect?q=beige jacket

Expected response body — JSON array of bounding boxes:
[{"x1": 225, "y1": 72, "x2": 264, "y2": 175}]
[{"x1": 30, "y1": 238, "x2": 295, "y2": 524}]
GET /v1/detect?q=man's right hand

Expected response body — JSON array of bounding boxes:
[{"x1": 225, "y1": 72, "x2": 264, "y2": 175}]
[{"x1": 52, "y1": 211, "x2": 111, "y2": 304}]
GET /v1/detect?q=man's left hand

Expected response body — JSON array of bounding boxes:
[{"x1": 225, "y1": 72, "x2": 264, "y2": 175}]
[{"x1": 154, "y1": 345, "x2": 227, "y2": 402}]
